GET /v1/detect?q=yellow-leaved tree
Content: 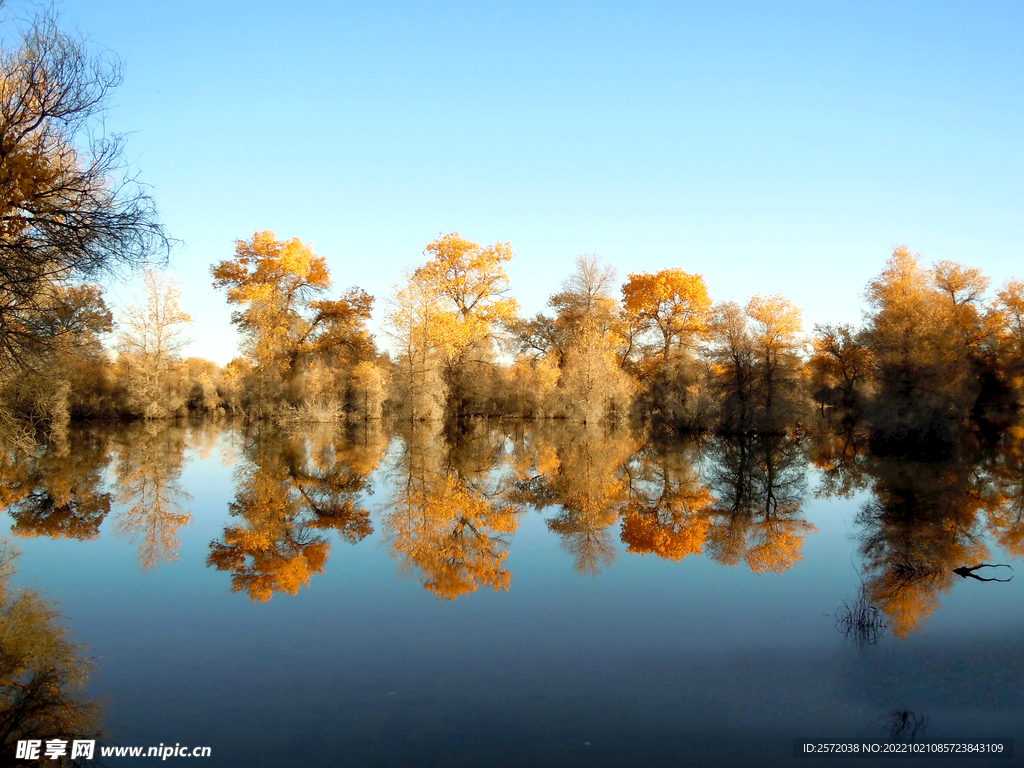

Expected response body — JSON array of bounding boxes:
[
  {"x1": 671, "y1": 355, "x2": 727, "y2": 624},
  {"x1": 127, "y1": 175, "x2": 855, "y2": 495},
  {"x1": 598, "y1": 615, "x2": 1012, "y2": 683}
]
[
  {"x1": 388, "y1": 232, "x2": 519, "y2": 420},
  {"x1": 0, "y1": 9, "x2": 170, "y2": 437},
  {"x1": 621, "y1": 268, "x2": 712, "y2": 363},
  {"x1": 211, "y1": 231, "x2": 374, "y2": 416},
  {"x1": 620, "y1": 268, "x2": 713, "y2": 425}
]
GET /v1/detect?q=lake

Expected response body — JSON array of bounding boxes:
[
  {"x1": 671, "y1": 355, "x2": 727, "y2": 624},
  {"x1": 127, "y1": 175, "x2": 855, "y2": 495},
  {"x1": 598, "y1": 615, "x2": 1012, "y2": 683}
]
[{"x1": 2, "y1": 419, "x2": 1021, "y2": 767}]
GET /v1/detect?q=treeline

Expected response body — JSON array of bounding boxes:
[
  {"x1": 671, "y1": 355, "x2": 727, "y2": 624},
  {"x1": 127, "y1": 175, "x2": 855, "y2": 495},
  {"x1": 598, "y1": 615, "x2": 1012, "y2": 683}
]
[{"x1": 4, "y1": 224, "x2": 1023, "y2": 452}]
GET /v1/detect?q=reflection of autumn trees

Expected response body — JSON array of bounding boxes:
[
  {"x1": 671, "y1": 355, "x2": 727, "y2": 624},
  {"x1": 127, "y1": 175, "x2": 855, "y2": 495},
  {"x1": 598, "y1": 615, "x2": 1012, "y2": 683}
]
[
  {"x1": 513, "y1": 423, "x2": 638, "y2": 575},
  {"x1": 111, "y1": 422, "x2": 192, "y2": 569},
  {"x1": 386, "y1": 473, "x2": 518, "y2": 600},
  {"x1": 703, "y1": 435, "x2": 815, "y2": 574},
  {"x1": 383, "y1": 422, "x2": 519, "y2": 600},
  {"x1": 811, "y1": 422, "x2": 1024, "y2": 641},
  {"x1": 807, "y1": 420, "x2": 871, "y2": 499},
  {"x1": 0, "y1": 429, "x2": 111, "y2": 540},
  {"x1": 983, "y1": 425, "x2": 1024, "y2": 557},
  {"x1": 857, "y1": 454, "x2": 989, "y2": 638},
  {"x1": 0, "y1": 543, "x2": 102, "y2": 757},
  {"x1": 207, "y1": 426, "x2": 383, "y2": 601},
  {"x1": 619, "y1": 438, "x2": 714, "y2": 561},
  {"x1": 510, "y1": 426, "x2": 817, "y2": 577}
]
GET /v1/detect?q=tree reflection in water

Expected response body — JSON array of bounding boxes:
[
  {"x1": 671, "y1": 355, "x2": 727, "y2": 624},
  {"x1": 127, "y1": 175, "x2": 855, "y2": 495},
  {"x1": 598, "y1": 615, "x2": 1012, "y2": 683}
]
[
  {"x1": 0, "y1": 427, "x2": 111, "y2": 541},
  {"x1": 0, "y1": 412, "x2": 1017, "y2": 639},
  {"x1": 618, "y1": 434, "x2": 714, "y2": 562},
  {"x1": 112, "y1": 421, "x2": 193, "y2": 569},
  {"x1": 856, "y1": 455, "x2": 990, "y2": 638},
  {"x1": 0, "y1": 542, "x2": 102, "y2": 761},
  {"x1": 808, "y1": 418, "x2": 1024, "y2": 639},
  {"x1": 983, "y1": 423, "x2": 1024, "y2": 559},
  {"x1": 382, "y1": 420, "x2": 519, "y2": 600},
  {"x1": 704, "y1": 434, "x2": 816, "y2": 574},
  {"x1": 207, "y1": 424, "x2": 384, "y2": 601},
  {"x1": 513, "y1": 421, "x2": 638, "y2": 576}
]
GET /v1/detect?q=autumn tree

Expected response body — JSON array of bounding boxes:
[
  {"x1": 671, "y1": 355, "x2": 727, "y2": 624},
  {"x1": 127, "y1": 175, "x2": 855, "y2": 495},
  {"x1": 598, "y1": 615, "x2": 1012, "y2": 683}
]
[
  {"x1": 549, "y1": 255, "x2": 621, "y2": 345},
  {"x1": 1, "y1": 284, "x2": 113, "y2": 438},
  {"x1": 513, "y1": 255, "x2": 621, "y2": 366},
  {"x1": 558, "y1": 326, "x2": 636, "y2": 424},
  {"x1": 496, "y1": 354, "x2": 561, "y2": 418},
  {"x1": 708, "y1": 301, "x2": 757, "y2": 431},
  {"x1": 707, "y1": 295, "x2": 806, "y2": 432},
  {"x1": 516, "y1": 256, "x2": 636, "y2": 422},
  {"x1": 621, "y1": 268, "x2": 713, "y2": 424},
  {"x1": 348, "y1": 360, "x2": 388, "y2": 420},
  {"x1": 388, "y1": 232, "x2": 518, "y2": 420},
  {"x1": 0, "y1": 10, "x2": 168, "y2": 422},
  {"x1": 809, "y1": 323, "x2": 871, "y2": 414},
  {"x1": 182, "y1": 357, "x2": 223, "y2": 413},
  {"x1": 746, "y1": 294, "x2": 805, "y2": 425},
  {"x1": 861, "y1": 247, "x2": 992, "y2": 455},
  {"x1": 211, "y1": 231, "x2": 374, "y2": 416},
  {"x1": 116, "y1": 270, "x2": 193, "y2": 418},
  {"x1": 387, "y1": 268, "x2": 457, "y2": 421},
  {"x1": 988, "y1": 280, "x2": 1024, "y2": 408},
  {"x1": 621, "y1": 269, "x2": 712, "y2": 363}
]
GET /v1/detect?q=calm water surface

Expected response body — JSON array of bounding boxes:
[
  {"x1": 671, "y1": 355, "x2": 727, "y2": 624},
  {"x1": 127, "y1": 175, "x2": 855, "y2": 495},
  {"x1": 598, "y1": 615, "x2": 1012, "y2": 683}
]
[{"x1": 2, "y1": 420, "x2": 1022, "y2": 767}]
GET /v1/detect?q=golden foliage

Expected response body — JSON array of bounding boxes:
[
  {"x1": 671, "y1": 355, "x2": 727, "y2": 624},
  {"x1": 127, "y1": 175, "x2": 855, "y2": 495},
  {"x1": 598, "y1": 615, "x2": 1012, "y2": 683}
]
[
  {"x1": 388, "y1": 232, "x2": 519, "y2": 418},
  {"x1": 416, "y1": 232, "x2": 519, "y2": 327},
  {"x1": 621, "y1": 268, "x2": 712, "y2": 361},
  {"x1": 211, "y1": 231, "x2": 373, "y2": 411}
]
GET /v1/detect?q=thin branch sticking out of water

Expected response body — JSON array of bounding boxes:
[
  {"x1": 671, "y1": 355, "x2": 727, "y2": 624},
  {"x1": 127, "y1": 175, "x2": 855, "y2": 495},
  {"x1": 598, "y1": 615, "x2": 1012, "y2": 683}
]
[
  {"x1": 889, "y1": 709, "x2": 928, "y2": 742},
  {"x1": 835, "y1": 583, "x2": 887, "y2": 648}
]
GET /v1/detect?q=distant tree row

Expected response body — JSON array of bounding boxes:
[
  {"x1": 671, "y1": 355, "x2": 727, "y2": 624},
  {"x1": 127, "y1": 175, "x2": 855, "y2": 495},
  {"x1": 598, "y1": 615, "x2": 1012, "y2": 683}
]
[{"x1": 3, "y1": 219, "x2": 1022, "y2": 449}]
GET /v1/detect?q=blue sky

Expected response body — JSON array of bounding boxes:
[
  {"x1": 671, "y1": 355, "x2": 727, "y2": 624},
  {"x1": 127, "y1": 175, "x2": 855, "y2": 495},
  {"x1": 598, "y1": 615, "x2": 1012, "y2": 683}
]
[{"x1": 31, "y1": 1, "x2": 1024, "y2": 363}]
